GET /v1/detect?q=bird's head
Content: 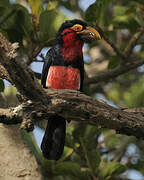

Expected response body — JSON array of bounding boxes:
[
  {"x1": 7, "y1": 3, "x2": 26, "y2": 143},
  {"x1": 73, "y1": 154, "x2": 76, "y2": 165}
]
[{"x1": 55, "y1": 19, "x2": 101, "y2": 46}]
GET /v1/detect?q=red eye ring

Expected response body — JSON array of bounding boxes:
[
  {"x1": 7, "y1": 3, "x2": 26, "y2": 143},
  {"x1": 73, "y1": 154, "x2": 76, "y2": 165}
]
[{"x1": 76, "y1": 27, "x2": 80, "y2": 31}]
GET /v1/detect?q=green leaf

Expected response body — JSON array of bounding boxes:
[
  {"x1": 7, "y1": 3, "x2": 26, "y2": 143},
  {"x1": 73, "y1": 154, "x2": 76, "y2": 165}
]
[
  {"x1": 39, "y1": 9, "x2": 66, "y2": 42},
  {"x1": 28, "y1": 0, "x2": 44, "y2": 26},
  {"x1": 59, "y1": 146, "x2": 73, "y2": 162},
  {"x1": 80, "y1": 138, "x2": 101, "y2": 174},
  {"x1": 1, "y1": 4, "x2": 33, "y2": 43},
  {"x1": 40, "y1": 159, "x2": 56, "y2": 176},
  {"x1": 113, "y1": 5, "x2": 140, "y2": 31},
  {"x1": 84, "y1": 1, "x2": 99, "y2": 23},
  {"x1": 85, "y1": 125, "x2": 99, "y2": 141},
  {"x1": 65, "y1": 132, "x2": 74, "y2": 148},
  {"x1": 46, "y1": 1, "x2": 58, "y2": 10},
  {"x1": 72, "y1": 124, "x2": 87, "y2": 143},
  {"x1": 125, "y1": 7, "x2": 136, "y2": 15},
  {"x1": 84, "y1": 0, "x2": 116, "y2": 25},
  {"x1": 100, "y1": 162, "x2": 127, "y2": 179},
  {"x1": 108, "y1": 56, "x2": 121, "y2": 69},
  {"x1": 134, "y1": 11, "x2": 144, "y2": 26},
  {"x1": 54, "y1": 161, "x2": 84, "y2": 179},
  {"x1": 72, "y1": 125, "x2": 101, "y2": 170},
  {"x1": 0, "y1": 79, "x2": 5, "y2": 92},
  {"x1": 114, "y1": 5, "x2": 127, "y2": 16},
  {"x1": 0, "y1": 0, "x2": 9, "y2": 6},
  {"x1": 84, "y1": 125, "x2": 100, "y2": 150},
  {"x1": 71, "y1": 152, "x2": 82, "y2": 164}
]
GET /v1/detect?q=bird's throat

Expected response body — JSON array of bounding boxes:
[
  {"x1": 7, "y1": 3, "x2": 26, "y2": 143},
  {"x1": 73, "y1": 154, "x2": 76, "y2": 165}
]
[{"x1": 61, "y1": 39, "x2": 84, "y2": 62}]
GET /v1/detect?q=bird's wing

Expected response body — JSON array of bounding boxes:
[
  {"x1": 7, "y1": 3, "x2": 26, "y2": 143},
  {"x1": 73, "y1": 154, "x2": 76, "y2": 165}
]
[{"x1": 41, "y1": 49, "x2": 53, "y2": 88}]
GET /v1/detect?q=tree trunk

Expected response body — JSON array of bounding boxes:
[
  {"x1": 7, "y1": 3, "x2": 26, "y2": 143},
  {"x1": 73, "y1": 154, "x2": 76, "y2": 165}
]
[{"x1": 0, "y1": 124, "x2": 42, "y2": 180}]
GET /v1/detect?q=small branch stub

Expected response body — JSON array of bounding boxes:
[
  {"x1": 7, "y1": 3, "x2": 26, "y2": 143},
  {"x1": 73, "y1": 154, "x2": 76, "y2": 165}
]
[{"x1": 0, "y1": 33, "x2": 19, "y2": 59}]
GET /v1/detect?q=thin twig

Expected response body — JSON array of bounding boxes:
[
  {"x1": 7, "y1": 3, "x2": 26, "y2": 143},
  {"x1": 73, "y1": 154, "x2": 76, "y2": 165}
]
[
  {"x1": 27, "y1": 43, "x2": 45, "y2": 65},
  {"x1": 95, "y1": 22, "x2": 126, "y2": 59},
  {"x1": 32, "y1": 43, "x2": 45, "y2": 58},
  {"x1": 34, "y1": 59, "x2": 44, "y2": 63},
  {"x1": 124, "y1": 26, "x2": 144, "y2": 57}
]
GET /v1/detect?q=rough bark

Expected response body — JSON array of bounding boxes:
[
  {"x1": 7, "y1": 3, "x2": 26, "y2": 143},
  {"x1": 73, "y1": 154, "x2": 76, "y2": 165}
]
[
  {"x1": 1, "y1": 90, "x2": 144, "y2": 139},
  {"x1": 0, "y1": 34, "x2": 43, "y2": 179},
  {"x1": 0, "y1": 124, "x2": 42, "y2": 180}
]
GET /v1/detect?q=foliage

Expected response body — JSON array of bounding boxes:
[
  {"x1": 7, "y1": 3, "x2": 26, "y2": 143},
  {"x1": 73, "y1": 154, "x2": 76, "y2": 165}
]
[
  {"x1": 39, "y1": 9, "x2": 66, "y2": 42},
  {"x1": 100, "y1": 162, "x2": 127, "y2": 179},
  {"x1": 1, "y1": 0, "x2": 144, "y2": 180}
]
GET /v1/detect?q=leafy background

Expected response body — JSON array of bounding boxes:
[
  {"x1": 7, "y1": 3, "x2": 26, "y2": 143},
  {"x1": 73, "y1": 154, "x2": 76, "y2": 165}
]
[{"x1": 0, "y1": 0, "x2": 144, "y2": 179}]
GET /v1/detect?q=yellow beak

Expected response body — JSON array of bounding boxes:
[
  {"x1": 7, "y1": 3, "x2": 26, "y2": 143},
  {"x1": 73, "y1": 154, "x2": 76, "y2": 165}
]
[{"x1": 76, "y1": 26, "x2": 101, "y2": 40}]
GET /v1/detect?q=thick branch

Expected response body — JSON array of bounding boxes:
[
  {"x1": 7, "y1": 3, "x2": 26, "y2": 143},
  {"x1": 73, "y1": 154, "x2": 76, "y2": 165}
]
[
  {"x1": 1, "y1": 89, "x2": 144, "y2": 139},
  {"x1": 0, "y1": 33, "x2": 48, "y2": 103}
]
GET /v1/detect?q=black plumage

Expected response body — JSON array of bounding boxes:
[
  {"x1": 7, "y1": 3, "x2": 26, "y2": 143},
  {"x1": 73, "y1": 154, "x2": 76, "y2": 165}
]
[{"x1": 41, "y1": 19, "x2": 87, "y2": 160}]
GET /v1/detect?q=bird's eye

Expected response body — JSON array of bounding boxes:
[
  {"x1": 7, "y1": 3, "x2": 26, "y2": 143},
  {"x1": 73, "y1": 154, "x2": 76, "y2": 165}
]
[{"x1": 71, "y1": 24, "x2": 83, "y2": 32}]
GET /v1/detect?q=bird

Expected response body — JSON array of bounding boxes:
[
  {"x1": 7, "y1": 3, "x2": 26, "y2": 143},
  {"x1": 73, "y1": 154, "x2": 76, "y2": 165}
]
[{"x1": 41, "y1": 19, "x2": 101, "y2": 160}]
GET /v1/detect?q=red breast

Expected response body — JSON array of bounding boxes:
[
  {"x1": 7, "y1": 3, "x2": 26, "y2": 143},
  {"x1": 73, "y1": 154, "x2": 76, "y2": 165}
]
[{"x1": 46, "y1": 66, "x2": 80, "y2": 90}]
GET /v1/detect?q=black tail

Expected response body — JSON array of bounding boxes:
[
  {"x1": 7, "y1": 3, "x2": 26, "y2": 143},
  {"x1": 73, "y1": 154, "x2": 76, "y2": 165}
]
[{"x1": 41, "y1": 115, "x2": 66, "y2": 160}]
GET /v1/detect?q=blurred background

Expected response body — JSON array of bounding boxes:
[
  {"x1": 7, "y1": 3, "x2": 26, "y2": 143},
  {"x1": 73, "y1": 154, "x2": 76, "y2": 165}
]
[{"x1": 0, "y1": 0, "x2": 144, "y2": 179}]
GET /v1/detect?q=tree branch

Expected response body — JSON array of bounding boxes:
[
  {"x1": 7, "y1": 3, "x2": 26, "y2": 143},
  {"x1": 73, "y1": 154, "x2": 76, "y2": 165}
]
[
  {"x1": 0, "y1": 33, "x2": 48, "y2": 103},
  {"x1": 124, "y1": 26, "x2": 144, "y2": 57},
  {"x1": 0, "y1": 108, "x2": 22, "y2": 124},
  {"x1": 0, "y1": 64, "x2": 13, "y2": 83},
  {"x1": 85, "y1": 23, "x2": 144, "y2": 86},
  {"x1": 1, "y1": 89, "x2": 144, "y2": 139},
  {"x1": 84, "y1": 57, "x2": 144, "y2": 85},
  {"x1": 95, "y1": 23, "x2": 126, "y2": 59},
  {"x1": 27, "y1": 43, "x2": 45, "y2": 65},
  {"x1": 1, "y1": 32, "x2": 144, "y2": 139}
]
